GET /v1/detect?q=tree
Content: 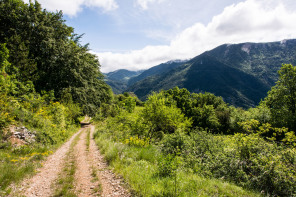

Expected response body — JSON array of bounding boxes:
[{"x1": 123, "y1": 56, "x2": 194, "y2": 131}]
[
  {"x1": 264, "y1": 64, "x2": 296, "y2": 131},
  {"x1": 164, "y1": 88, "x2": 231, "y2": 133},
  {"x1": 0, "y1": 0, "x2": 112, "y2": 115},
  {"x1": 142, "y1": 92, "x2": 192, "y2": 139}
]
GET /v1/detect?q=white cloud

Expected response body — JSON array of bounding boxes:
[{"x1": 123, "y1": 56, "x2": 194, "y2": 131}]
[
  {"x1": 136, "y1": 0, "x2": 165, "y2": 10},
  {"x1": 97, "y1": 0, "x2": 296, "y2": 72},
  {"x1": 23, "y1": 0, "x2": 118, "y2": 16},
  {"x1": 85, "y1": 0, "x2": 118, "y2": 11}
]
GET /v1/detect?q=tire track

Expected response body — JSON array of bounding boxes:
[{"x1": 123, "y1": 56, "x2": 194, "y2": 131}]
[{"x1": 9, "y1": 130, "x2": 82, "y2": 197}]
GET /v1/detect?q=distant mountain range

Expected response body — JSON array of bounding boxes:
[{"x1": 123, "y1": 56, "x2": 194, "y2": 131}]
[
  {"x1": 103, "y1": 69, "x2": 144, "y2": 94},
  {"x1": 104, "y1": 39, "x2": 296, "y2": 108}
]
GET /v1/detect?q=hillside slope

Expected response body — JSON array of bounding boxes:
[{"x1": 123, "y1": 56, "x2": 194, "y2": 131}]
[
  {"x1": 104, "y1": 69, "x2": 143, "y2": 94},
  {"x1": 128, "y1": 54, "x2": 269, "y2": 107},
  {"x1": 126, "y1": 39, "x2": 296, "y2": 107},
  {"x1": 205, "y1": 39, "x2": 296, "y2": 86},
  {"x1": 128, "y1": 60, "x2": 186, "y2": 85}
]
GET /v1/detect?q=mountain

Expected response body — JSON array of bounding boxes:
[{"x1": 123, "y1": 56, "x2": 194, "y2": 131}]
[
  {"x1": 127, "y1": 54, "x2": 270, "y2": 108},
  {"x1": 104, "y1": 69, "x2": 144, "y2": 94},
  {"x1": 126, "y1": 39, "x2": 296, "y2": 108},
  {"x1": 204, "y1": 39, "x2": 296, "y2": 86},
  {"x1": 105, "y1": 69, "x2": 144, "y2": 83},
  {"x1": 128, "y1": 60, "x2": 187, "y2": 85},
  {"x1": 105, "y1": 60, "x2": 186, "y2": 94}
]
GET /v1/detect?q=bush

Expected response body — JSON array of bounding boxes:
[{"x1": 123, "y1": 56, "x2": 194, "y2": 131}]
[
  {"x1": 185, "y1": 131, "x2": 296, "y2": 196},
  {"x1": 141, "y1": 92, "x2": 192, "y2": 139},
  {"x1": 94, "y1": 123, "x2": 260, "y2": 197},
  {"x1": 161, "y1": 132, "x2": 191, "y2": 156}
]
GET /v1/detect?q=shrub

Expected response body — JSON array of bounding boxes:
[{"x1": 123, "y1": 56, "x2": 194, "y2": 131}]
[
  {"x1": 141, "y1": 92, "x2": 192, "y2": 139},
  {"x1": 186, "y1": 131, "x2": 296, "y2": 196},
  {"x1": 157, "y1": 154, "x2": 182, "y2": 177},
  {"x1": 161, "y1": 132, "x2": 191, "y2": 156}
]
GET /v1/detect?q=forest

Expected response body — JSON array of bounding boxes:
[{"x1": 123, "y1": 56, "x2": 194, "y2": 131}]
[{"x1": 0, "y1": 0, "x2": 295, "y2": 196}]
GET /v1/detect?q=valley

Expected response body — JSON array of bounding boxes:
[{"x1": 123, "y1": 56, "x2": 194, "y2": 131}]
[{"x1": 105, "y1": 39, "x2": 296, "y2": 108}]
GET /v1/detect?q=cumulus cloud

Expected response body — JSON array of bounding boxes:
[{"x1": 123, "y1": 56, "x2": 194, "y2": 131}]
[
  {"x1": 22, "y1": 0, "x2": 118, "y2": 16},
  {"x1": 136, "y1": 0, "x2": 165, "y2": 10},
  {"x1": 97, "y1": 0, "x2": 296, "y2": 72}
]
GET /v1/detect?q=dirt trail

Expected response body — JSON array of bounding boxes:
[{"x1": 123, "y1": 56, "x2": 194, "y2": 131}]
[
  {"x1": 88, "y1": 125, "x2": 130, "y2": 197},
  {"x1": 10, "y1": 125, "x2": 130, "y2": 197},
  {"x1": 9, "y1": 130, "x2": 82, "y2": 197},
  {"x1": 74, "y1": 127, "x2": 96, "y2": 196}
]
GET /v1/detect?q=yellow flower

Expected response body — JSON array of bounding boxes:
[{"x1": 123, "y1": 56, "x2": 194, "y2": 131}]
[
  {"x1": 10, "y1": 159, "x2": 18, "y2": 162},
  {"x1": 31, "y1": 152, "x2": 39, "y2": 156}
]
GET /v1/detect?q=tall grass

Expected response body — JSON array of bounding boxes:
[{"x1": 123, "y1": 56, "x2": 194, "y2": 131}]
[
  {"x1": 0, "y1": 126, "x2": 79, "y2": 195},
  {"x1": 0, "y1": 146, "x2": 53, "y2": 195},
  {"x1": 94, "y1": 125, "x2": 260, "y2": 197},
  {"x1": 86, "y1": 128, "x2": 90, "y2": 151}
]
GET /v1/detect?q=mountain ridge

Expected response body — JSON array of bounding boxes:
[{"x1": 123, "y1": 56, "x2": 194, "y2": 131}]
[{"x1": 105, "y1": 39, "x2": 296, "y2": 108}]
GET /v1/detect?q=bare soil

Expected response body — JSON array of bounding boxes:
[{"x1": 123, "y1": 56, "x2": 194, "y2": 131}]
[
  {"x1": 9, "y1": 125, "x2": 131, "y2": 197},
  {"x1": 88, "y1": 125, "x2": 130, "y2": 197},
  {"x1": 74, "y1": 127, "x2": 96, "y2": 196},
  {"x1": 9, "y1": 130, "x2": 81, "y2": 197}
]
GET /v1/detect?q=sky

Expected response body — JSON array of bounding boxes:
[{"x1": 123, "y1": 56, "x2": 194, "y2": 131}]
[{"x1": 23, "y1": 0, "x2": 296, "y2": 72}]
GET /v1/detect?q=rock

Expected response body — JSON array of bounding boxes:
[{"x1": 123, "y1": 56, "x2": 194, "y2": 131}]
[{"x1": 9, "y1": 126, "x2": 36, "y2": 146}]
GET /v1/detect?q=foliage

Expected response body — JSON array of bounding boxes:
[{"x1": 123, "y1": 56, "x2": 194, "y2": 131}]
[
  {"x1": 0, "y1": 0, "x2": 111, "y2": 115},
  {"x1": 264, "y1": 64, "x2": 296, "y2": 131},
  {"x1": 0, "y1": 41, "x2": 80, "y2": 193},
  {"x1": 164, "y1": 87, "x2": 231, "y2": 133},
  {"x1": 94, "y1": 122, "x2": 260, "y2": 197},
  {"x1": 0, "y1": 44, "x2": 15, "y2": 130},
  {"x1": 141, "y1": 92, "x2": 192, "y2": 139},
  {"x1": 95, "y1": 73, "x2": 296, "y2": 196},
  {"x1": 96, "y1": 92, "x2": 142, "y2": 120},
  {"x1": 118, "y1": 93, "x2": 137, "y2": 113},
  {"x1": 160, "y1": 131, "x2": 191, "y2": 156}
]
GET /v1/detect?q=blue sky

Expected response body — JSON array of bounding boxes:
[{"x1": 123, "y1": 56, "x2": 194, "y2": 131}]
[{"x1": 24, "y1": 0, "x2": 296, "y2": 72}]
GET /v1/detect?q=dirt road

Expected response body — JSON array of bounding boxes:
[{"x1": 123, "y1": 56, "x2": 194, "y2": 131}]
[{"x1": 10, "y1": 125, "x2": 130, "y2": 197}]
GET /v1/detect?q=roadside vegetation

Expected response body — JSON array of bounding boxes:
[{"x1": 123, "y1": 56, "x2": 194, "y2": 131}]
[
  {"x1": 94, "y1": 64, "x2": 296, "y2": 197},
  {"x1": 0, "y1": 43, "x2": 80, "y2": 194},
  {"x1": 0, "y1": 0, "x2": 110, "y2": 195}
]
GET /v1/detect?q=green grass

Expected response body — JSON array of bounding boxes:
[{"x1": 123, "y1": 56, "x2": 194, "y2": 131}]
[
  {"x1": 87, "y1": 129, "x2": 102, "y2": 196},
  {"x1": 90, "y1": 165, "x2": 102, "y2": 195},
  {"x1": 0, "y1": 145, "x2": 55, "y2": 195},
  {"x1": 94, "y1": 126, "x2": 261, "y2": 197},
  {"x1": 53, "y1": 132, "x2": 81, "y2": 197},
  {"x1": 0, "y1": 126, "x2": 79, "y2": 196},
  {"x1": 86, "y1": 128, "x2": 90, "y2": 151}
]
